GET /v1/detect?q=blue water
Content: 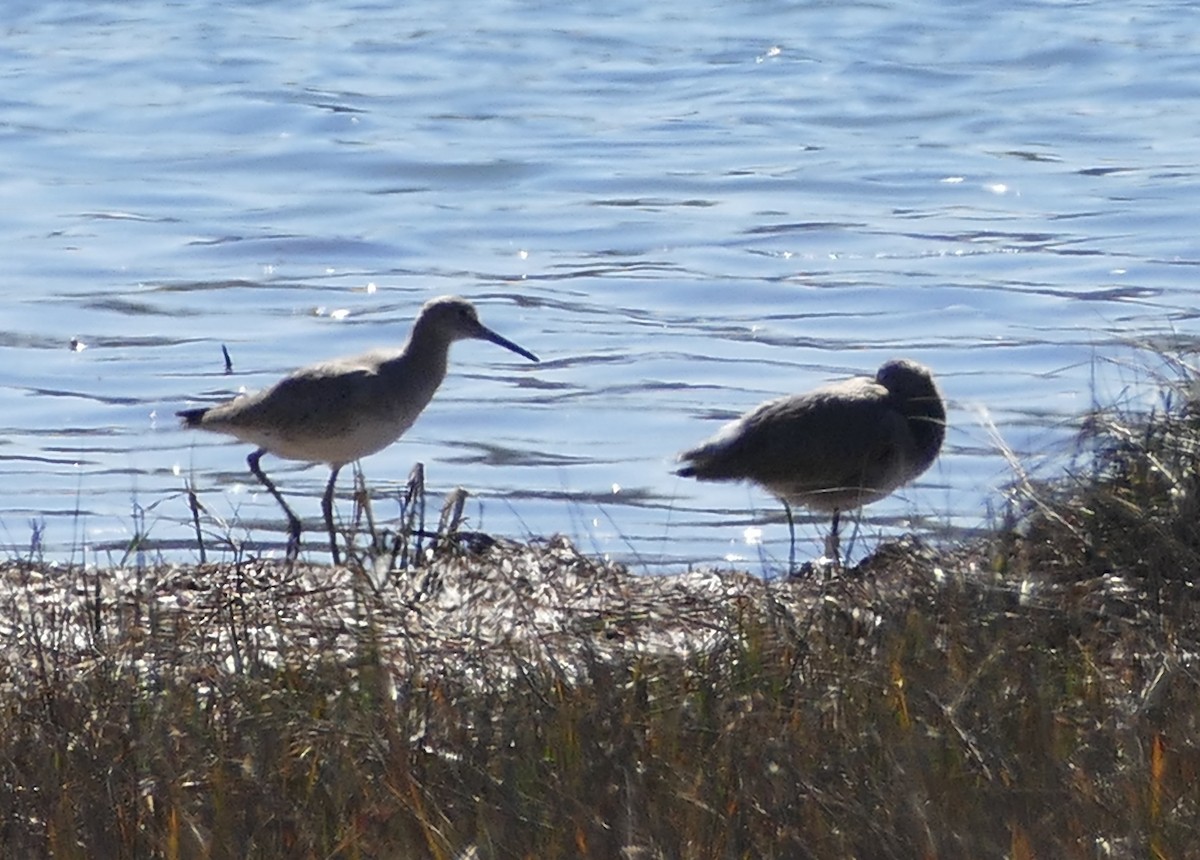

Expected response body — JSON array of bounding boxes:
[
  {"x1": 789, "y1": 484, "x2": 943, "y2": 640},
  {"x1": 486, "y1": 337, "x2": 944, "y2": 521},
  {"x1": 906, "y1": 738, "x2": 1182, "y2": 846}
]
[{"x1": 3, "y1": 0, "x2": 1198, "y2": 571}]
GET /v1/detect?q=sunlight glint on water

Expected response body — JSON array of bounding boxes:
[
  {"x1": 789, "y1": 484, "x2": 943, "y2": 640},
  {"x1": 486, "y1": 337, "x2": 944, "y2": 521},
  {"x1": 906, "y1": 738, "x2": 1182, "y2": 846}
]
[{"x1": 2, "y1": 0, "x2": 1198, "y2": 570}]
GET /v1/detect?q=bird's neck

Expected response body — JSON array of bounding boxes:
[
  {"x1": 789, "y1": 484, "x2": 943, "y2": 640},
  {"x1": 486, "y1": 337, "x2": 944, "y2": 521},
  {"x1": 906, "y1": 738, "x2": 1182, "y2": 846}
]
[{"x1": 399, "y1": 329, "x2": 452, "y2": 389}]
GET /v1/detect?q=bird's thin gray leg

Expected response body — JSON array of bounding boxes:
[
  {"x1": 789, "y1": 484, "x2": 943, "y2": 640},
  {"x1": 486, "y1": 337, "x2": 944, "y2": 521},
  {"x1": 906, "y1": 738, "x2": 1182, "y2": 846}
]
[
  {"x1": 783, "y1": 500, "x2": 796, "y2": 573},
  {"x1": 248, "y1": 448, "x2": 302, "y2": 559},
  {"x1": 825, "y1": 508, "x2": 842, "y2": 567},
  {"x1": 322, "y1": 466, "x2": 342, "y2": 567}
]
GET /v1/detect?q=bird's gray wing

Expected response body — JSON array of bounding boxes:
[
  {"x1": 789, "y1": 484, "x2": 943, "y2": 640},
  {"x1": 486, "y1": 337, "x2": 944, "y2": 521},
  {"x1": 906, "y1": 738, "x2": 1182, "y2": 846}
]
[
  {"x1": 209, "y1": 361, "x2": 380, "y2": 434},
  {"x1": 716, "y1": 388, "x2": 910, "y2": 494}
]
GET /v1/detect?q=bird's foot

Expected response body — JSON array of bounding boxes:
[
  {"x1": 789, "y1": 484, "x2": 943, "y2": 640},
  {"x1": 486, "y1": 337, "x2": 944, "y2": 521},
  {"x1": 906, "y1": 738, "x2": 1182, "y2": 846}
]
[
  {"x1": 789, "y1": 555, "x2": 840, "y2": 580},
  {"x1": 284, "y1": 517, "x2": 303, "y2": 563}
]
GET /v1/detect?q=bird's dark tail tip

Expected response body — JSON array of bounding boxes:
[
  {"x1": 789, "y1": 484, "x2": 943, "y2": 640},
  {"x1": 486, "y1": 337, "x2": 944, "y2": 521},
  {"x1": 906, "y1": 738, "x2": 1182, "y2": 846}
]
[
  {"x1": 177, "y1": 407, "x2": 208, "y2": 428},
  {"x1": 674, "y1": 450, "x2": 709, "y2": 479},
  {"x1": 674, "y1": 446, "x2": 733, "y2": 482}
]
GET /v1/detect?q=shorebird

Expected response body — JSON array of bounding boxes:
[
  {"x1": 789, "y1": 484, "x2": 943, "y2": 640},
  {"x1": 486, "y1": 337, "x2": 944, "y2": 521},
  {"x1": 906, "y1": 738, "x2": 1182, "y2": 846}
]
[
  {"x1": 178, "y1": 295, "x2": 539, "y2": 565},
  {"x1": 675, "y1": 359, "x2": 945, "y2": 569}
]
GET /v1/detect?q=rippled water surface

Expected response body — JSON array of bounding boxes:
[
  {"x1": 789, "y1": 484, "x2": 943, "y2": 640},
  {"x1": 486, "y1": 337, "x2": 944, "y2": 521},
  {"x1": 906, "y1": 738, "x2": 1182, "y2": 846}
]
[{"x1": 4, "y1": 0, "x2": 1199, "y2": 571}]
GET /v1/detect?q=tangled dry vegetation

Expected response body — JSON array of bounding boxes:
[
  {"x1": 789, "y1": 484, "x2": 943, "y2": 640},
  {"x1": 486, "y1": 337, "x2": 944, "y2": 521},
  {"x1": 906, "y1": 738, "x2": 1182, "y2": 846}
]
[{"x1": 2, "y1": 363, "x2": 1200, "y2": 858}]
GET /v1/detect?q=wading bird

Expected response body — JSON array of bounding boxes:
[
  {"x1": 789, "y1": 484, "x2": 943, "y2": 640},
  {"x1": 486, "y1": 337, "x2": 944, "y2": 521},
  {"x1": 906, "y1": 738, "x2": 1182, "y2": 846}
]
[
  {"x1": 179, "y1": 295, "x2": 538, "y2": 565},
  {"x1": 675, "y1": 359, "x2": 945, "y2": 569}
]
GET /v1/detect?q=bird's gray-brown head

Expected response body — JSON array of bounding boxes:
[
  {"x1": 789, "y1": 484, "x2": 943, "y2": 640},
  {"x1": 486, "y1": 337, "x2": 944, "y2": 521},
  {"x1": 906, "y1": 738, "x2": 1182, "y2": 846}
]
[
  {"x1": 875, "y1": 359, "x2": 945, "y2": 470},
  {"x1": 415, "y1": 296, "x2": 539, "y2": 363}
]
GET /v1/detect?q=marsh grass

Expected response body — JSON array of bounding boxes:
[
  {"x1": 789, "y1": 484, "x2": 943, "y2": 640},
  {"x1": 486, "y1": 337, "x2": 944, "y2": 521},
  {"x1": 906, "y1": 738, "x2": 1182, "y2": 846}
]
[{"x1": 2, "y1": 358, "x2": 1200, "y2": 858}]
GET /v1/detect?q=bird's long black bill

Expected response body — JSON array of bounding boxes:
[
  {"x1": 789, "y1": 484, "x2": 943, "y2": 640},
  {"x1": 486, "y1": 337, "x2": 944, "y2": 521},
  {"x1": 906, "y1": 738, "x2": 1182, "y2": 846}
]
[{"x1": 480, "y1": 326, "x2": 539, "y2": 363}]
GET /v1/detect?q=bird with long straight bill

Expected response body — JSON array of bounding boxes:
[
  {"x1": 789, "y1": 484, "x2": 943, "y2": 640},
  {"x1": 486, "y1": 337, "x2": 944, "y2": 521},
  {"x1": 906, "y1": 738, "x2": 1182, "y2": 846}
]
[{"x1": 179, "y1": 295, "x2": 539, "y2": 565}]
